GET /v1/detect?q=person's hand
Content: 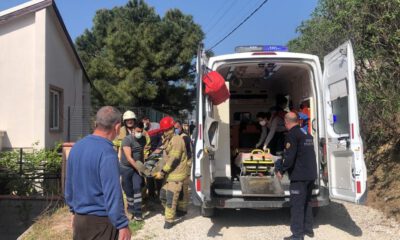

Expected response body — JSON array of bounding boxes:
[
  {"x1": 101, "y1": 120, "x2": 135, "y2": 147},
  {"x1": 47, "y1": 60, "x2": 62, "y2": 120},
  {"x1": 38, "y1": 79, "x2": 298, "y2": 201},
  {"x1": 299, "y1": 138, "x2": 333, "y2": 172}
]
[
  {"x1": 153, "y1": 171, "x2": 165, "y2": 180},
  {"x1": 262, "y1": 145, "x2": 268, "y2": 151},
  {"x1": 276, "y1": 171, "x2": 283, "y2": 180},
  {"x1": 118, "y1": 227, "x2": 131, "y2": 240}
]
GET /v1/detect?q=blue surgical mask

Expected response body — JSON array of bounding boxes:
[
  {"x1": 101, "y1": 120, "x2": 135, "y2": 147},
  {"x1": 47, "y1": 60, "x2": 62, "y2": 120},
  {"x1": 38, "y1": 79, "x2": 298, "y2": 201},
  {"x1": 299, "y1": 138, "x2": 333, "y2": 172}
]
[{"x1": 174, "y1": 128, "x2": 181, "y2": 135}]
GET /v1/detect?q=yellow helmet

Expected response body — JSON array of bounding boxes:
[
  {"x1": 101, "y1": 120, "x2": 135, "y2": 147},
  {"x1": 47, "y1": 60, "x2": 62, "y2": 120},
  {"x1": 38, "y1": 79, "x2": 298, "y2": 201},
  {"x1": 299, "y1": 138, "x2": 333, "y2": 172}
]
[{"x1": 123, "y1": 110, "x2": 136, "y2": 121}]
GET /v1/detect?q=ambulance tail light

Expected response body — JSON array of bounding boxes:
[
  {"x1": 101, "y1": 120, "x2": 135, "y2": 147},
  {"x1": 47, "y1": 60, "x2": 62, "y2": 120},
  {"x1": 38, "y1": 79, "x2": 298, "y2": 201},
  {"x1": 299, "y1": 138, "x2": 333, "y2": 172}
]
[
  {"x1": 356, "y1": 181, "x2": 361, "y2": 194},
  {"x1": 252, "y1": 52, "x2": 277, "y2": 55},
  {"x1": 196, "y1": 178, "x2": 201, "y2": 192}
]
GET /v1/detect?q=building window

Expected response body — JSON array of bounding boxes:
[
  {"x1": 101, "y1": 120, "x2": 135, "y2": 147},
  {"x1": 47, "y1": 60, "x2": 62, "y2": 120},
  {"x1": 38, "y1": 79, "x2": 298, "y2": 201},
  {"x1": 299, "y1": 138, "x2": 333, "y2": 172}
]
[{"x1": 49, "y1": 86, "x2": 63, "y2": 131}]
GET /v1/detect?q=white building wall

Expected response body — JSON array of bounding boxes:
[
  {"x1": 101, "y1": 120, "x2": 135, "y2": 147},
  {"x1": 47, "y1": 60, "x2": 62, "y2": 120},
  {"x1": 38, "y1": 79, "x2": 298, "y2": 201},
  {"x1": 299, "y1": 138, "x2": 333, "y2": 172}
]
[
  {"x1": 0, "y1": 13, "x2": 37, "y2": 148},
  {"x1": 33, "y1": 9, "x2": 47, "y2": 149},
  {"x1": 45, "y1": 8, "x2": 84, "y2": 147}
]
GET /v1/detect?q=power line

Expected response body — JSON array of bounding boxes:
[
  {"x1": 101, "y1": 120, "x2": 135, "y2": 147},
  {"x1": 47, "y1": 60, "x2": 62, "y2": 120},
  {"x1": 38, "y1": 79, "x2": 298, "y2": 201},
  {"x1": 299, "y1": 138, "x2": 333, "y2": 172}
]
[
  {"x1": 207, "y1": 0, "x2": 270, "y2": 51},
  {"x1": 205, "y1": 0, "x2": 239, "y2": 34},
  {"x1": 202, "y1": 1, "x2": 227, "y2": 31},
  {"x1": 206, "y1": 0, "x2": 264, "y2": 47}
]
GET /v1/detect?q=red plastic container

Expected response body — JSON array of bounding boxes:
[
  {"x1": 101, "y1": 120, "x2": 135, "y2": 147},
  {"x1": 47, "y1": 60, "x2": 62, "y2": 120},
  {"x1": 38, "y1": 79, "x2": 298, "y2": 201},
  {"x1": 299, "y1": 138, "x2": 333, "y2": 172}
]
[{"x1": 202, "y1": 71, "x2": 230, "y2": 105}]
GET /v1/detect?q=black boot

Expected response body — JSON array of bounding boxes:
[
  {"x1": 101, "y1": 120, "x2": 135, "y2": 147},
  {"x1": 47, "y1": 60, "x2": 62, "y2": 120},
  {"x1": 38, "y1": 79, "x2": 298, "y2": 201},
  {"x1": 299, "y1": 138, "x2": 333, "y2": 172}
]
[
  {"x1": 176, "y1": 210, "x2": 187, "y2": 217},
  {"x1": 283, "y1": 235, "x2": 304, "y2": 240},
  {"x1": 163, "y1": 222, "x2": 174, "y2": 229},
  {"x1": 304, "y1": 231, "x2": 314, "y2": 238}
]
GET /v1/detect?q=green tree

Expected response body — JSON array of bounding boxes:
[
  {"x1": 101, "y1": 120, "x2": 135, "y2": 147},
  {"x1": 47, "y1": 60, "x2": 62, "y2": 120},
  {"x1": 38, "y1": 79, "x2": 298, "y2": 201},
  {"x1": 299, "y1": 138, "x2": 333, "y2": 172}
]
[
  {"x1": 288, "y1": 0, "x2": 400, "y2": 171},
  {"x1": 76, "y1": 0, "x2": 204, "y2": 113}
]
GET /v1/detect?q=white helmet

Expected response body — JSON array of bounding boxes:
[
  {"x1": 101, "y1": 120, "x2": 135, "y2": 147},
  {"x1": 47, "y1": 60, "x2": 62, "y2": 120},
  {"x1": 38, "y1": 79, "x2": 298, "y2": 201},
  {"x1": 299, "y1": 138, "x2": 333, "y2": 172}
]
[{"x1": 123, "y1": 110, "x2": 136, "y2": 121}]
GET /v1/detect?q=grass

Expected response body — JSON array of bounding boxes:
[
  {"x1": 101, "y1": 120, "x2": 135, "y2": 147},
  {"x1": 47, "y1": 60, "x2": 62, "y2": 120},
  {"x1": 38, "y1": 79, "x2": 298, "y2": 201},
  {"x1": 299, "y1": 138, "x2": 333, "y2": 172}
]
[
  {"x1": 21, "y1": 206, "x2": 72, "y2": 240},
  {"x1": 20, "y1": 205, "x2": 144, "y2": 239}
]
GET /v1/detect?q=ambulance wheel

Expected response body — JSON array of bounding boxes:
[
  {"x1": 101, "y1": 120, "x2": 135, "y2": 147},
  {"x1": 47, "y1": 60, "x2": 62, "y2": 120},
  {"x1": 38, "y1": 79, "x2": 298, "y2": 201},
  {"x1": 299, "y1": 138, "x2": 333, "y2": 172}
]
[{"x1": 201, "y1": 206, "x2": 214, "y2": 217}]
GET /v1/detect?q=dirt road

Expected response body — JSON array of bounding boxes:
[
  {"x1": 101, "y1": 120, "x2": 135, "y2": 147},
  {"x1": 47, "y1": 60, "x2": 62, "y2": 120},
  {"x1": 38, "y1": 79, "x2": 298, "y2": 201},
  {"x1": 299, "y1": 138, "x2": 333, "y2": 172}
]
[{"x1": 135, "y1": 200, "x2": 399, "y2": 240}]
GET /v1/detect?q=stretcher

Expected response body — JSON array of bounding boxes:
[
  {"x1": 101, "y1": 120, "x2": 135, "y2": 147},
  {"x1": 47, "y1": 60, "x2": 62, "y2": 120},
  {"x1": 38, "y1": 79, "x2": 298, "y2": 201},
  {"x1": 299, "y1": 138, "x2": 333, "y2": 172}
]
[
  {"x1": 234, "y1": 149, "x2": 275, "y2": 176},
  {"x1": 234, "y1": 149, "x2": 284, "y2": 195}
]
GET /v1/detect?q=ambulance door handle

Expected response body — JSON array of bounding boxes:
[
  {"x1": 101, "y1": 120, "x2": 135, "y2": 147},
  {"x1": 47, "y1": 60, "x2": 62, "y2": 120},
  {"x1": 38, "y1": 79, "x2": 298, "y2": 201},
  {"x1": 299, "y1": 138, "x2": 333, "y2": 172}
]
[{"x1": 197, "y1": 149, "x2": 203, "y2": 159}]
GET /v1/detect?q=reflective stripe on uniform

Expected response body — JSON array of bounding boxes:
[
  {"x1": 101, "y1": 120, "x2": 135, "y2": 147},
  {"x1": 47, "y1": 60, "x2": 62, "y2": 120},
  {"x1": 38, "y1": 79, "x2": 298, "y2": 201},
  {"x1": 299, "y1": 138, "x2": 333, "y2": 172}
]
[
  {"x1": 166, "y1": 172, "x2": 187, "y2": 182},
  {"x1": 163, "y1": 164, "x2": 172, "y2": 172}
]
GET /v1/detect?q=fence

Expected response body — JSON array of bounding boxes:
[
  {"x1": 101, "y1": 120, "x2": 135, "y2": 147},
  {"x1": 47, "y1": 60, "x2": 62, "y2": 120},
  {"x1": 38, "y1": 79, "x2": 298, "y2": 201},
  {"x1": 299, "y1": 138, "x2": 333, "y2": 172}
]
[
  {"x1": 0, "y1": 147, "x2": 62, "y2": 197},
  {"x1": 65, "y1": 106, "x2": 168, "y2": 142}
]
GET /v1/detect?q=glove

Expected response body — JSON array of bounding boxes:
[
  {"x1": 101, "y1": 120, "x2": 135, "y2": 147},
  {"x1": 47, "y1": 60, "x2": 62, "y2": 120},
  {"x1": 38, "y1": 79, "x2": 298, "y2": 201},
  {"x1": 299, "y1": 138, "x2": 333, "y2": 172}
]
[{"x1": 153, "y1": 171, "x2": 165, "y2": 180}]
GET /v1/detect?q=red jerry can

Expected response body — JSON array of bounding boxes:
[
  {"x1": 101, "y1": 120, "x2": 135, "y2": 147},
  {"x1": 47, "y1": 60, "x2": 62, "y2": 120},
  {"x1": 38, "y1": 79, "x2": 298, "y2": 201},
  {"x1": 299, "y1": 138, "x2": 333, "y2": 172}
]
[{"x1": 202, "y1": 71, "x2": 230, "y2": 105}]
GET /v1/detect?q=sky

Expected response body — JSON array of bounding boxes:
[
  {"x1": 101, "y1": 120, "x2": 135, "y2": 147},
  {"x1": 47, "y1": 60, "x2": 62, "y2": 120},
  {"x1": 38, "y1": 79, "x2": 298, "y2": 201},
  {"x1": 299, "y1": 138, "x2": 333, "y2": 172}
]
[{"x1": 0, "y1": 0, "x2": 318, "y2": 55}]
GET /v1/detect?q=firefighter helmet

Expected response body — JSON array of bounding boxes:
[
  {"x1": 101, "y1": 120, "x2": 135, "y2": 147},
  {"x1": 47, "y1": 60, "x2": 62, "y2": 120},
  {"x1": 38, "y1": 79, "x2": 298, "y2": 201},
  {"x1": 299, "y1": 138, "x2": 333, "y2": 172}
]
[
  {"x1": 159, "y1": 116, "x2": 175, "y2": 130},
  {"x1": 123, "y1": 110, "x2": 136, "y2": 121}
]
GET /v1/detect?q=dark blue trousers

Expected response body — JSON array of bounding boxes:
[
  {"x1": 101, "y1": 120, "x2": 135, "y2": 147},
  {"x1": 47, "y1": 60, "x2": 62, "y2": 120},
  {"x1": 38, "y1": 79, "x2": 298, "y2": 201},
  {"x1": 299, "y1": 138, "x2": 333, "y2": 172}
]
[
  {"x1": 289, "y1": 180, "x2": 314, "y2": 238},
  {"x1": 120, "y1": 164, "x2": 143, "y2": 217}
]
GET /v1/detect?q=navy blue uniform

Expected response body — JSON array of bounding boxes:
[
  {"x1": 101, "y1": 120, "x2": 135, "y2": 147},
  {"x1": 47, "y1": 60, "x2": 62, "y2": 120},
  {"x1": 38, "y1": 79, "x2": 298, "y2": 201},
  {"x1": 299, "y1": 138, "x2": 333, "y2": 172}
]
[{"x1": 280, "y1": 125, "x2": 317, "y2": 239}]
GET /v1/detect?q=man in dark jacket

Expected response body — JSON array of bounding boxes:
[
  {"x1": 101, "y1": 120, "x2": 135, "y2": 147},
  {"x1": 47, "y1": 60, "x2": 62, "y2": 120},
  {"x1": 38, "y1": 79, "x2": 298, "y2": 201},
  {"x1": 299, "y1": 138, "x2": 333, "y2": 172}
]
[{"x1": 276, "y1": 112, "x2": 317, "y2": 240}]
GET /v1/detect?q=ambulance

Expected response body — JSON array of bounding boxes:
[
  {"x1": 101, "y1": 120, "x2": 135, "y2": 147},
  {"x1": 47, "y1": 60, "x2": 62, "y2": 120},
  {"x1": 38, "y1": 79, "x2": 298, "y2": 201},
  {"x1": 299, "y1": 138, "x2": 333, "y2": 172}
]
[{"x1": 192, "y1": 41, "x2": 367, "y2": 216}]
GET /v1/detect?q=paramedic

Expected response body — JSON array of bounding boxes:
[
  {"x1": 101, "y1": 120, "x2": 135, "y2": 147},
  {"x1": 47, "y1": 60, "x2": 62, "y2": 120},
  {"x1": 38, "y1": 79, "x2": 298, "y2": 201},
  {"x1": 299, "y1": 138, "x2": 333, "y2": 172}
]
[
  {"x1": 120, "y1": 121, "x2": 147, "y2": 221},
  {"x1": 255, "y1": 112, "x2": 271, "y2": 149},
  {"x1": 263, "y1": 95, "x2": 288, "y2": 155},
  {"x1": 153, "y1": 116, "x2": 188, "y2": 229},
  {"x1": 276, "y1": 112, "x2": 317, "y2": 240},
  {"x1": 65, "y1": 106, "x2": 131, "y2": 240},
  {"x1": 174, "y1": 120, "x2": 193, "y2": 216}
]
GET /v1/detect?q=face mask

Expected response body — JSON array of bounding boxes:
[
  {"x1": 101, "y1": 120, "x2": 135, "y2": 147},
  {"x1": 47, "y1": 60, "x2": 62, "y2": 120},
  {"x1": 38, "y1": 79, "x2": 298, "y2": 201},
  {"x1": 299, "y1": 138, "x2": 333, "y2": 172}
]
[
  {"x1": 259, "y1": 120, "x2": 267, "y2": 126},
  {"x1": 175, "y1": 128, "x2": 181, "y2": 135},
  {"x1": 134, "y1": 132, "x2": 142, "y2": 139}
]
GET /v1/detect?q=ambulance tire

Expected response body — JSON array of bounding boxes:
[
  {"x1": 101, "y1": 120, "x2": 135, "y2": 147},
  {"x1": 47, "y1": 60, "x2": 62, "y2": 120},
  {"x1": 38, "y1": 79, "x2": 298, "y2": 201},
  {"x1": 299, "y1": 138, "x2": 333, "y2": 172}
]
[{"x1": 201, "y1": 206, "x2": 214, "y2": 217}]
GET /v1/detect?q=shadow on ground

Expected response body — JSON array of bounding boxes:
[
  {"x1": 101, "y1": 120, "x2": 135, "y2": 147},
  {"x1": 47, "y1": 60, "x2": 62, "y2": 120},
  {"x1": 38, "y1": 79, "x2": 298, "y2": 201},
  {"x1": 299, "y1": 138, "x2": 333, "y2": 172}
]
[{"x1": 192, "y1": 201, "x2": 363, "y2": 238}]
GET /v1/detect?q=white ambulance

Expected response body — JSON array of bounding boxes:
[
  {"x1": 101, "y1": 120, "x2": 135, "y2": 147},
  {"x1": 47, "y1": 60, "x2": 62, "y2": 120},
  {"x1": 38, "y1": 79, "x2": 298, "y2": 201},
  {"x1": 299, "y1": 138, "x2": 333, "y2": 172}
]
[{"x1": 192, "y1": 41, "x2": 367, "y2": 216}]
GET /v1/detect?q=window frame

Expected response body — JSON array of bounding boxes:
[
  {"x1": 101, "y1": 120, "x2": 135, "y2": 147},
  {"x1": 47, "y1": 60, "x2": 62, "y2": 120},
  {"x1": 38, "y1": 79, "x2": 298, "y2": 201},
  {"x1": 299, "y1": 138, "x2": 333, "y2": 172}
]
[{"x1": 49, "y1": 85, "x2": 63, "y2": 132}]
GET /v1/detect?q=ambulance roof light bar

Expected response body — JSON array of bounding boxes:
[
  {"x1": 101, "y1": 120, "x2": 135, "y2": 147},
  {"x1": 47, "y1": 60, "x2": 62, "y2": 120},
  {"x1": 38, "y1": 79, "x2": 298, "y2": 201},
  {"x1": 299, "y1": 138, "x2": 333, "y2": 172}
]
[{"x1": 235, "y1": 45, "x2": 288, "y2": 53}]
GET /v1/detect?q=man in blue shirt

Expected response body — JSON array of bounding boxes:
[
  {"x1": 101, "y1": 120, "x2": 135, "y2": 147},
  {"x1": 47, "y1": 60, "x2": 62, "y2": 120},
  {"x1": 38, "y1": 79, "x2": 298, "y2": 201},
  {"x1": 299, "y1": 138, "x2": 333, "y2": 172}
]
[{"x1": 65, "y1": 106, "x2": 131, "y2": 240}]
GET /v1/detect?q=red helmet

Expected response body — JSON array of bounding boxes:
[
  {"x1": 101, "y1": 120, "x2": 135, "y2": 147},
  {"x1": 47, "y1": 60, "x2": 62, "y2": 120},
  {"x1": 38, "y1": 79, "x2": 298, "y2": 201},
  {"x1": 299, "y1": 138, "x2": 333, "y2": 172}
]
[{"x1": 159, "y1": 116, "x2": 175, "y2": 130}]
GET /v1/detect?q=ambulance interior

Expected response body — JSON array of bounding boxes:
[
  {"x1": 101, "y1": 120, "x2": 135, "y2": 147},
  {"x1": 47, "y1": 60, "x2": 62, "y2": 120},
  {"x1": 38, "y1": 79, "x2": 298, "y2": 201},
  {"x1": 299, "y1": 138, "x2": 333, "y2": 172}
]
[{"x1": 209, "y1": 60, "x2": 320, "y2": 196}]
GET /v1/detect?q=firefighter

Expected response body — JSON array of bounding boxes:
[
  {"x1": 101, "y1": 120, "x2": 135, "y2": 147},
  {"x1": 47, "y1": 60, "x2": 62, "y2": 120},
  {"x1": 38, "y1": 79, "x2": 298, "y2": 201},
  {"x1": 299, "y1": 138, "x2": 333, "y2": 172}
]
[
  {"x1": 153, "y1": 116, "x2": 188, "y2": 229},
  {"x1": 276, "y1": 112, "x2": 317, "y2": 240},
  {"x1": 174, "y1": 120, "x2": 193, "y2": 216}
]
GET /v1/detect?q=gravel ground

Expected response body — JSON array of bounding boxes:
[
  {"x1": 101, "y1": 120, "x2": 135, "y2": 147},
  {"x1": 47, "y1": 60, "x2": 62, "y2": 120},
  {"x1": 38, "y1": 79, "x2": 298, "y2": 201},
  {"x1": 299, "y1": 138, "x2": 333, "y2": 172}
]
[{"x1": 135, "y1": 200, "x2": 400, "y2": 240}]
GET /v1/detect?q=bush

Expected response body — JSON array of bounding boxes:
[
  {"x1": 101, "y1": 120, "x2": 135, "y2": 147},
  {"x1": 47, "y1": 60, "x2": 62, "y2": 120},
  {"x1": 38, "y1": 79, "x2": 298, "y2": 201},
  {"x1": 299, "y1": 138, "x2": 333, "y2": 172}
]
[{"x1": 0, "y1": 143, "x2": 62, "y2": 196}]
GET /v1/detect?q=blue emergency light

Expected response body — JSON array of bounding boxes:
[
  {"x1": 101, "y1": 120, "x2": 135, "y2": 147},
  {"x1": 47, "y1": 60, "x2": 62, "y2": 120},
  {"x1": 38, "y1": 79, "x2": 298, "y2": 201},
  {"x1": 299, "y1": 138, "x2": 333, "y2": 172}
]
[
  {"x1": 235, "y1": 45, "x2": 288, "y2": 53},
  {"x1": 262, "y1": 45, "x2": 288, "y2": 52}
]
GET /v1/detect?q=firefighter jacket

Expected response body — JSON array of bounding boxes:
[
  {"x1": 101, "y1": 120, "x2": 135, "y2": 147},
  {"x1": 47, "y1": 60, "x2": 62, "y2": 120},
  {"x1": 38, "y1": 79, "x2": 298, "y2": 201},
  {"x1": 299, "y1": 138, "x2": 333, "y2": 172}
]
[
  {"x1": 162, "y1": 135, "x2": 188, "y2": 182},
  {"x1": 180, "y1": 132, "x2": 193, "y2": 176}
]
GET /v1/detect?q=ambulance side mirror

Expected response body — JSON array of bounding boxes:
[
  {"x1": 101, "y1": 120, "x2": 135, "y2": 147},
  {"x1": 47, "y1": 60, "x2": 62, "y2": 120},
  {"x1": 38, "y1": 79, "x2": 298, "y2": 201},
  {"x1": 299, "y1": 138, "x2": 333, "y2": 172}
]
[{"x1": 204, "y1": 116, "x2": 219, "y2": 152}]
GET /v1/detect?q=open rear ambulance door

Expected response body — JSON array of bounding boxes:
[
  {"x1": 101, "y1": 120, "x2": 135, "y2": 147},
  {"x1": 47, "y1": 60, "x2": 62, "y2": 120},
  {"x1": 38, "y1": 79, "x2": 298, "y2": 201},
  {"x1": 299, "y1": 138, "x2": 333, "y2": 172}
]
[
  {"x1": 323, "y1": 41, "x2": 367, "y2": 203},
  {"x1": 192, "y1": 46, "x2": 219, "y2": 215}
]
